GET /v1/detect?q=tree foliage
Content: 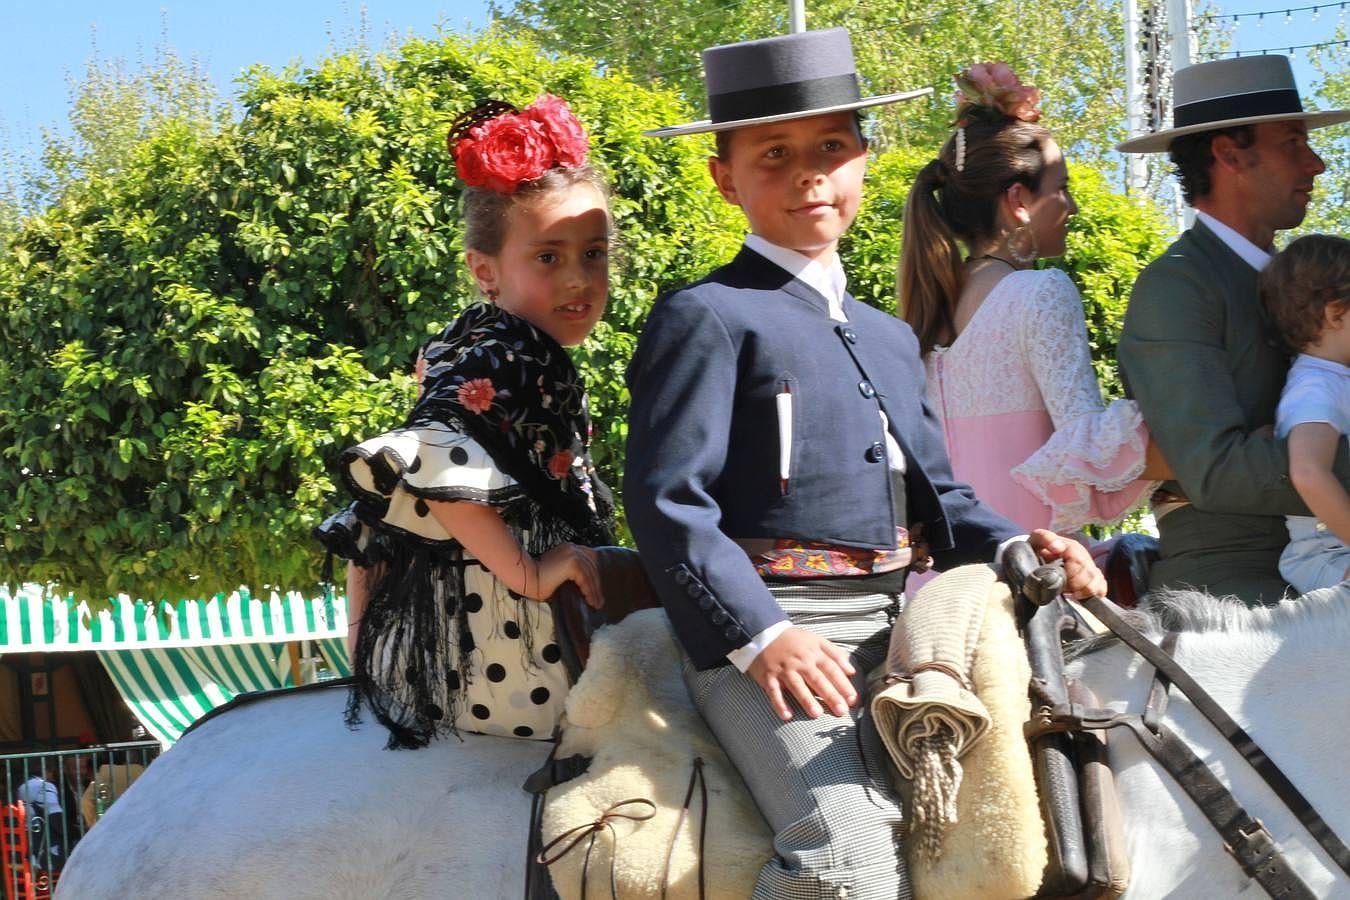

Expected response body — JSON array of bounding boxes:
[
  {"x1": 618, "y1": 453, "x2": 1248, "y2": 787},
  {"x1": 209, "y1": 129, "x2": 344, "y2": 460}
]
[
  {"x1": 0, "y1": 32, "x2": 736, "y2": 601},
  {"x1": 1301, "y1": 35, "x2": 1349, "y2": 234},
  {"x1": 490, "y1": 0, "x2": 1128, "y2": 159},
  {"x1": 2, "y1": 26, "x2": 1171, "y2": 603}
]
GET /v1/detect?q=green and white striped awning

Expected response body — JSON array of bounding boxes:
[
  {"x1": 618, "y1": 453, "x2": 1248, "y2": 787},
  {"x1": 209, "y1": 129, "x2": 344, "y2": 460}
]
[{"x1": 0, "y1": 584, "x2": 348, "y2": 653}]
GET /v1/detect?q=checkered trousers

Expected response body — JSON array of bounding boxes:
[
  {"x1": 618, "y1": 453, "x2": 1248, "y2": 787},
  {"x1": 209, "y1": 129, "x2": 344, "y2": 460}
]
[{"x1": 682, "y1": 582, "x2": 912, "y2": 900}]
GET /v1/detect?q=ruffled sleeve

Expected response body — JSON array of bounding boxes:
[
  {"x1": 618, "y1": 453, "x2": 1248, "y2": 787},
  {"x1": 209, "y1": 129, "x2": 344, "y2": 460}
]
[
  {"x1": 340, "y1": 422, "x2": 523, "y2": 543},
  {"x1": 1010, "y1": 270, "x2": 1156, "y2": 531}
]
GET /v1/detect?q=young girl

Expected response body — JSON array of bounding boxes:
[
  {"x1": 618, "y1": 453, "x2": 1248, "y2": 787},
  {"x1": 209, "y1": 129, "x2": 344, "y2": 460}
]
[
  {"x1": 317, "y1": 95, "x2": 615, "y2": 748},
  {"x1": 1261, "y1": 234, "x2": 1350, "y2": 594}
]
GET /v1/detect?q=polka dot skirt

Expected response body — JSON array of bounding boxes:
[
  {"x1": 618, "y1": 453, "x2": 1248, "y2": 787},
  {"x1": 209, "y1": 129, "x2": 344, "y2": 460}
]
[{"x1": 452, "y1": 561, "x2": 569, "y2": 740}]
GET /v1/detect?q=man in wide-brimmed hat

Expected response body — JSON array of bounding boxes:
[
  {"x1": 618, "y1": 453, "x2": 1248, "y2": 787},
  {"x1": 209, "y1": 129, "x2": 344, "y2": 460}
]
[{"x1": 1117, "y1": 55, "x2": 1350, "y2": 604}]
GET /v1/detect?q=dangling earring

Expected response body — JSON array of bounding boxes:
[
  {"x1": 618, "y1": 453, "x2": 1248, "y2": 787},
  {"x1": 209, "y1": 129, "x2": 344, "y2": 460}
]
[
  {"x1": 1007, "y1": 222, "x2": 1038, "y2": 266},
  {"x1": 485, "y1": 287, "x2": 499, "y2": 303}
]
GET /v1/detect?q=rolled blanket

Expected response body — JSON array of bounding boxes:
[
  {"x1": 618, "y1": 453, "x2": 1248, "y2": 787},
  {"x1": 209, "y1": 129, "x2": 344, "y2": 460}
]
[{"x1": 870, "y1": 564, "x2": 995, "y2": 861}]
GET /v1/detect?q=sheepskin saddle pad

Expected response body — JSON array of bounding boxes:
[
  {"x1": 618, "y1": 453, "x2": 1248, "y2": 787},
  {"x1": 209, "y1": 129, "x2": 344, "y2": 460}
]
[
  {"x1": 870, "y1": 564, "x2": 1048, "y2": 900},
  {"x1": 540, "y1": 609, "x2": 771, "y2": 899}
]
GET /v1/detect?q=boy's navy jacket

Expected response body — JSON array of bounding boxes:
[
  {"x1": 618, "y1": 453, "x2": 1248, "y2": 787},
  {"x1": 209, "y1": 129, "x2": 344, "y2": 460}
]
[{"x1": 625, "y1": 247, "x2": 1021, "y2": 669}]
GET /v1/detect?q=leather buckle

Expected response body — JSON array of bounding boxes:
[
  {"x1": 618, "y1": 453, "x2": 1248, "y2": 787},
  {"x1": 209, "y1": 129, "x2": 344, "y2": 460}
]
[{"x1": 1224, "y1": 818, "x2": 1278, "y2": 873}]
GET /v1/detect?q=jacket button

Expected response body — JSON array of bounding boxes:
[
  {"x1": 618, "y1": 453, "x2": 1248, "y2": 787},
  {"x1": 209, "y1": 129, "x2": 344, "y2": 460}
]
[
  {"x1": 698, "y1": 594, "x2": 715, "y2": 610},
  {"x1": 686, "y1": 583, "x2": 702, "y2": 598},
  {"x1": 674, "y1": 569, "x2": 690, "y2": 585},
  {"x1": 858, "y1": 381, "x2": 876, "y2": 398},
  {"x1": 865, "y1": 441, "x2": 886, "y2": 463},
  {"x1": 723, "y1": 625, "x2": 743, "y2": 641},
  {"x1": 711, "y1": 610, "x2": 728, "y2": 625},
  {"x1": 841, "y1": 328, "x2": 858, "y2": 344}
]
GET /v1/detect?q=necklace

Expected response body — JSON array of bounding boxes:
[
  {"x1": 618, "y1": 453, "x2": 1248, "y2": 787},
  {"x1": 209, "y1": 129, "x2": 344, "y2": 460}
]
[{"x1": 967, "y1": 253, "x2": 1019, "y2": 269}]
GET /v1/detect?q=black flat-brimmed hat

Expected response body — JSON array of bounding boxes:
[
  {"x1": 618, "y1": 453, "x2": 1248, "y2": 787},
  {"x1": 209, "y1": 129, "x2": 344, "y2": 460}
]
[
  {"x1": 1118, "y1": 55, "x2": 1350, "y2": 153},
  {"x1": 644, "y1": 27, "x2": 932, "y2": 138}
]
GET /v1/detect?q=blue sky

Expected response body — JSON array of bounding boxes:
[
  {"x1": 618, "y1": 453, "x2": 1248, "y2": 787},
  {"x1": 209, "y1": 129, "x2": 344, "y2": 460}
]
[{"x1": 0, "y1": 0, "x2": 1341, "y2": 174}]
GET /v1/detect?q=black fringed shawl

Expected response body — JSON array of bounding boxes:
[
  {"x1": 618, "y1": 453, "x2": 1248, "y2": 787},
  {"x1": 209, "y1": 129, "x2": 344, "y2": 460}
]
[{"x1": 316, "y1": 303, "x2": 613, "y2": 748}]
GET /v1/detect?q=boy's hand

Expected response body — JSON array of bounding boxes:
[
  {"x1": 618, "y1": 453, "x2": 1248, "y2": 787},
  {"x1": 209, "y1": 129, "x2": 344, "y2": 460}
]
[
  {"x1": 747, "y1": 627, "x2": 857, "y2": 721},
  {"x1": 1027, "y1": 528, "x2": 1108, "y2": 599}
]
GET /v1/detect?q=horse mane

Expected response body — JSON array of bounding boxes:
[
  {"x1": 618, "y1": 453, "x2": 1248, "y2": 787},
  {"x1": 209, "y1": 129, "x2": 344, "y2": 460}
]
[{"x1": 1066, "y1": 582, "x2": 1350, "y2": 660}]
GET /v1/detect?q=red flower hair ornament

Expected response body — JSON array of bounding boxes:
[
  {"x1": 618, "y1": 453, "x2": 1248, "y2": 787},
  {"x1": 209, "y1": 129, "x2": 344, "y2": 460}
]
[
  {"x1": 447, "y1": 95, "x2": 590, "y2": 194},
  {"x1": 953, "y1": 63, "x2": 1042, "y2": 126}
]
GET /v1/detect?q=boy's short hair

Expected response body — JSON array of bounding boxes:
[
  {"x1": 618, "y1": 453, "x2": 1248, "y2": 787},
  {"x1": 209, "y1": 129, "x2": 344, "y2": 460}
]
[
  {"x1": 713, "y1": 111, "x2": 868, "y2": 160},
  {"x1": 1260, "y1": 234, "x2": 1350, "y2": 351}
]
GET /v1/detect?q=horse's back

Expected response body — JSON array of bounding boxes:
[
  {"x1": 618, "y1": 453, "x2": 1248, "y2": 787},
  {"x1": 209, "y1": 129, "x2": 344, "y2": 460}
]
[
  {"x1": 1068, "y1": 589, "x2": 1350, "y2": 898},
  {"x1": 57, "y1": 682, "x2": 551, "y2": 899}
]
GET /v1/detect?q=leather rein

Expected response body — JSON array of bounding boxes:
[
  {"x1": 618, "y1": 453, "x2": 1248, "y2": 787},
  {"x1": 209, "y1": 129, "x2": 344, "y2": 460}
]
[{"x1": 1025, "y1": 593, "x2": 1350, "y2": 899}]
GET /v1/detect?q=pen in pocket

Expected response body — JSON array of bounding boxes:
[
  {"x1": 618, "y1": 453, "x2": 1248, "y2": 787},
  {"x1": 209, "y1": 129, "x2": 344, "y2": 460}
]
[{"x1": 776, "y1": 381, "x2": 792, "y2": 495}]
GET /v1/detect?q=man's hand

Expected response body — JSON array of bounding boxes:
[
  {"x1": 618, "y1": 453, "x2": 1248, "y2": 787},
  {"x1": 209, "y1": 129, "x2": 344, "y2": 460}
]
[
  {"x1": 747, "y1": 627, "x2": 857, "y2": 721},
  {"x1": 1027, "y1": 528, "x2": 1107, "y2": 599}
]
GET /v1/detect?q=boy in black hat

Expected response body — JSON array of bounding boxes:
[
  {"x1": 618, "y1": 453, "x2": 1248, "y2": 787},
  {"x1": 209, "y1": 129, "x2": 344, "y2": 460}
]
[{"x1": 625, "y1": 27, "x2": 1104, "y2": 898}]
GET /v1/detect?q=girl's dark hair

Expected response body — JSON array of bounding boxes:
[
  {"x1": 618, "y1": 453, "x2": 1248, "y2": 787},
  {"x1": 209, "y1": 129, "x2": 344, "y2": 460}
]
[
  {"x1": 898, "y1": 112, "x2": 1052, "y2": 354},
  {"x1": 1168, "y1": 125, "x2": 1256, "y2": 205},
  {"x1": 1260, "y1": 233, "x2": 1350, "y2": 352},
  {"x1": 462, "y1": 164, "x2": 611, "y2": 255}
]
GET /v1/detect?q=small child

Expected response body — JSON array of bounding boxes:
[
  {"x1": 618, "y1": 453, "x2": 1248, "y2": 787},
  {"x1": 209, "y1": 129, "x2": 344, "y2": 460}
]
[
  {"x1": 1261, "y1": 233, "x2": 1350, "y2": 594},
  {"x1": 317, "y1": 95, "x2": 614, "y2": 748},
  {"x1": 626, "y1": 28, "x2": 1105, "y2": 898}
]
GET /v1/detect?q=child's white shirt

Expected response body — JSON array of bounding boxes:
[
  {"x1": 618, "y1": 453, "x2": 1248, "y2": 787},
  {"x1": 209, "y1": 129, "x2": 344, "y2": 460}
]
[
  {"x1": 1276, "y1": 353, "x2": 1350, "y2": 545},
  {"x1": 1276, "y1": 354, "x2": 1350, "y2": 439}
]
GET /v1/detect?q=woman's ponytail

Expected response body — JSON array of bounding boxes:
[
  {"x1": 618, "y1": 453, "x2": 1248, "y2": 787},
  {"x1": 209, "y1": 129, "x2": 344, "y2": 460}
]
[{"x1": 898, "y1": 157, "x2": 965, "y2": 355}]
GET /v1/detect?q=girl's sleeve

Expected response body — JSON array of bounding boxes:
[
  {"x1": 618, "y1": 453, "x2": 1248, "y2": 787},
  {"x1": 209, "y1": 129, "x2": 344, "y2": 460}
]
[
  {"x1": 335, "y1": 422, "x2": 522, "y2": 544},
  {"x1": 1010, "y1": 270, "x2": 1156, "y2": 531}
]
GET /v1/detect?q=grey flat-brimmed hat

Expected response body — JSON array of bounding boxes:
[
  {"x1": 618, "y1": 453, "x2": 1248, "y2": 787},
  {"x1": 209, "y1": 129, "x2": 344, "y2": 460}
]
[
  {"x1": 644, "y1": 28, "x2": 932, "y2": 138},
  {"x1": 1118, "y1": 55, "x2": 1350, "y2": 153}
]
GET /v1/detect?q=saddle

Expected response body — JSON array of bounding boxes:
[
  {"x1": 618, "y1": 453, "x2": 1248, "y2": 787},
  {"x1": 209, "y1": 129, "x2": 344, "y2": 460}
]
[
  {"x1": 547, "y1": 546, "x2": 663, "y2": 683},
  {"x1": 1004, "y1": 542, "x2": 1131, "y2": 899}
]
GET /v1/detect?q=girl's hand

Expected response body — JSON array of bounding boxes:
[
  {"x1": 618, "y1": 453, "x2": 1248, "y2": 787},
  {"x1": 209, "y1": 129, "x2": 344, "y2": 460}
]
[
  {"x1": 428, "y1": 499, "x2": 604, "y2": 607},
  {"x1": 532, "y1": 543, "x2": 604, "y2": 609}
]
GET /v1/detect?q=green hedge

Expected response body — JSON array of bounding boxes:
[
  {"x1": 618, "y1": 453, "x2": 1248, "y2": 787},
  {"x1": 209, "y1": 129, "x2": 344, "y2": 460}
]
[{"x1": 1, "y1": 31, "x2": 1168, "y2": 602}]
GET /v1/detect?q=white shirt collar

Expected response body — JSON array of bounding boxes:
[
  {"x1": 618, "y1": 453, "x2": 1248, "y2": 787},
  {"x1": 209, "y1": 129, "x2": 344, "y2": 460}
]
[
  {"x1": 1294, "y1": 353, "x2": 1350, "y2": 376},
  {"x1": 744, "y1": 233, "x2": 848, "y2": 321},
  {"x1": 1195, "y1": 210, "x2": 1273, "y2": 272}
]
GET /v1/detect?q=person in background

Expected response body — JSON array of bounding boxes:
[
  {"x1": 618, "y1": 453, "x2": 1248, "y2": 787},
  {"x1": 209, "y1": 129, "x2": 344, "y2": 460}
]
[
  {"x1": 899, "y1": 62, "x2": 1165, "y2": 548},
  {"x1": 1260, "y1": 234, "x2": 1350, "y2": 593},
  {"x1": 1117, "y1": 56, "x2": 1350, "y2": 603}
]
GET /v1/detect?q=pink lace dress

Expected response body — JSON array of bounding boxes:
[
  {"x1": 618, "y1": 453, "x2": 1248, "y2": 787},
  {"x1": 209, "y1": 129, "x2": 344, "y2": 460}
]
[{"x1": 925, "y1": 268, "x2": 1154, "y2": 533}]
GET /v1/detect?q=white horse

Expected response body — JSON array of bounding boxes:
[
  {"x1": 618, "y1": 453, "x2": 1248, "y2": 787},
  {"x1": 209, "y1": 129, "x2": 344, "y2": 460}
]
[
  {"x1": 58, "y1": 585, "x2": 1350, "y2": 899},
  {"x1": 1066, "y1": 583, "x2": 1350, "y2": 899}
]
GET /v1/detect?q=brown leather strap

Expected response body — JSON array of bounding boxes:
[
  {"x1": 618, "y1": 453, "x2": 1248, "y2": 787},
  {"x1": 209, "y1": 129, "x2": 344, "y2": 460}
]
[
  {"x1": 661, "y1": 757, "x2": 708, "y2": 900},
  {"x1": 537, "y1": 798, "x2": 657, "y2": 900},
  {"x1": 1082, "y1": 594, "x2": 1350, "y2": 879},
  {"x1": 1122, "y1": 715, "x2": 1317, "y2": 900}
]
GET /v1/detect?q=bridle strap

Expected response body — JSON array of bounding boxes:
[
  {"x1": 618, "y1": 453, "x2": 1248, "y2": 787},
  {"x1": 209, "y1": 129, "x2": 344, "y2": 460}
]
[
  {"x1": 1121, "y1": 714, "x2": 1318, "y2": 900},
  {"x1": 1081, "y1": 594, "x2": 1350, "y2": 879}
]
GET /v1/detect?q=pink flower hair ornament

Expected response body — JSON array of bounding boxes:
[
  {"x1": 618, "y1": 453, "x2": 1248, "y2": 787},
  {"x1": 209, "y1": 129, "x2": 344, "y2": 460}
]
[
  {"x1": 953, "y1": 62, "x2": 1042, "y2": 127},
  {"x1": 447, "y1": 94, "x2": 591, "y2": 194}
]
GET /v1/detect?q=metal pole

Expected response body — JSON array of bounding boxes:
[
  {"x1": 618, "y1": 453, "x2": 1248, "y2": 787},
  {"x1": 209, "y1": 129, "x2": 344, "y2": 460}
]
[
  {"x1": 1168, "y1": 0, "x2": 1195, "y2": 229},
  {"x1": 1124, "y1": 0, "x2": 1147, "y2": 193},
  {"x1": 789, "y1": 0, "x2": 806, "y2": 32},
  {"x1": 1168, "y1": 0, "x2": 1193, "y2": 70}
]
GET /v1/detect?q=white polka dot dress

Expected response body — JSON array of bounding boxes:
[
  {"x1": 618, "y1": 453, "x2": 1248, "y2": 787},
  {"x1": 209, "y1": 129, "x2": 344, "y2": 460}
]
[
  {"x1": 454, "y1": 561, "x2": 569, "y2": 739},
  {"x1": 343, "y1": 421, "x2": 573, "y2": 741}
]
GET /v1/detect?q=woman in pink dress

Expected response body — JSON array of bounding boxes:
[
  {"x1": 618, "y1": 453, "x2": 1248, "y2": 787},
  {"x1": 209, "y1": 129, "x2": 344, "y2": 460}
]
[{"x1": 898, "y1": 64, "x2": 1167, "y2": 538}]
